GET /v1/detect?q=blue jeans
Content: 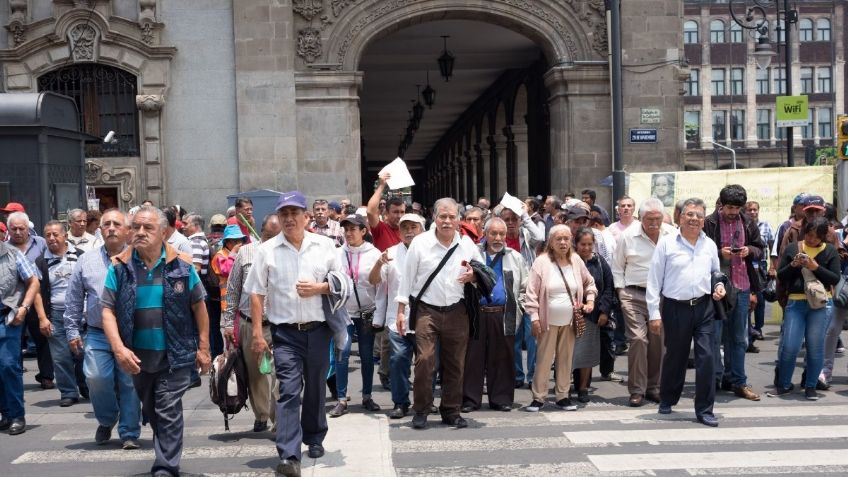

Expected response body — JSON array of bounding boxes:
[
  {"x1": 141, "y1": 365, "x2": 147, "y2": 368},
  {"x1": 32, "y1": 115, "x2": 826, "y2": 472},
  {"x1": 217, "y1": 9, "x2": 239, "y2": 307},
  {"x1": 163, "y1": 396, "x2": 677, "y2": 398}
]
[
  {"x1": 713, "y1": 288, "x2": 750, "y2": 387},
  {"x1": 47, "y1": 308, "x2": 85, "y2": 399},
  {"x1": 779, "y1": 299, "x2": 831, "y2": 389},
  {"x1": 752, "y1": 290, "x2": 765, "y2": 332},
  {"x1": 0, "y1": 320, "x2": 25, "y2": 418},
  {"x1": 336, "y1": 318, "x2": 375, "y2": 399},
  {"x1": 513, "y1": 314, "x2": 536, "y2": 384},
  {"x1": 84, "y1": 327, "x2": 141, "y2": 440},
  {"x1": 388, "y1": 330, "x2": 414, "y2": 406}
]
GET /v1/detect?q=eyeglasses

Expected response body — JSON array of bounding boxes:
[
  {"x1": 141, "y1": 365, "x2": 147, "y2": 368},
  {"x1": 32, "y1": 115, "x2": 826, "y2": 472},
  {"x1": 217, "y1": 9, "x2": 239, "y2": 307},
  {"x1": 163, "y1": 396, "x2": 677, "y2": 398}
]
[{"x1": 683, "y1": 212, "x2": 705, "y2": 219}]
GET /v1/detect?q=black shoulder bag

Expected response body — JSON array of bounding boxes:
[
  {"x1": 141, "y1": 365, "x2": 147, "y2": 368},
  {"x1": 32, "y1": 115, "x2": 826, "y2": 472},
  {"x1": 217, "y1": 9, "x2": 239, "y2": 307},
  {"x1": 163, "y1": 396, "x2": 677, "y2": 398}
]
[
  {"x1": 346, "y1": 251, "x2": 382, "y2": 331},
  {"x1": 408, "y1": 244, "x2": 459, "y2": 331}
]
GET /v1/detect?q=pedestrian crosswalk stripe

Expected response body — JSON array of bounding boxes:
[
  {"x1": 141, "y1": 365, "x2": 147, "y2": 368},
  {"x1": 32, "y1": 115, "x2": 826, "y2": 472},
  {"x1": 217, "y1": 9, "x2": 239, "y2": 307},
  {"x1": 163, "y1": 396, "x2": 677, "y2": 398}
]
[
  {"x1": 393, "y1": 436, "x2": 603, "y2": 453},
  {"x1": 51, "y1": 426, "x2": 259, "y2": 441},
  {"x1": 393, "y1": 462, "x2": 637, "y2": 477},
  {"x1": 12, "y1": 445, "x2": 273, "y2": 464},
  {"x1": 565, "y1": 424, "x2": 848, "y2": 444},
  {"x1": 588, "y1": 449, "x2": 848, "y2": 472},
  {"x1": 544, "y1": 404, "x2": 848, "y2": 423}
]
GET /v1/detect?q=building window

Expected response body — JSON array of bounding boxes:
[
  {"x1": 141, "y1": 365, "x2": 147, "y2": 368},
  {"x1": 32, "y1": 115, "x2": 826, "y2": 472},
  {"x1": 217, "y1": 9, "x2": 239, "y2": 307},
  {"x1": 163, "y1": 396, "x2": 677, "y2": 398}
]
[
  {"x1": 684, "y1": 20, "x2": 699, "y2": 44},
  {"x1": 756, "y1": 109, "x2": 770, "y2": 140},
  {"x1": 38, "y1": 64, "x2": 140, "y2": 158},
  {"x1": 776, "y1": 124, "x2": 786, "y2": 140},
  {"x1": 801, "y1": 108, "x2": 813, "y2": 139},
  {"x1": 713, "y1": 110, "x2": 727, "y2": 141},
  {"x1": 730, "y1": 110, "x2": 745, "y2": 141},
  {"x1": 685, "y1": 69, "x2": 700, "y2": 96},
  {"x1": 685, "y1": 111, "x2": 700, "y2": 143},
  {"x1": 730, "y1": 22, "x2": 743, "y2": 43},
  {"x1": 800, "y1": 67, "x2": 813, "y2": 94},
  {"x1": 818, "y1": 107, "x2": 832, "y2": 138},
  {"x1": 817, "y1": 67, "x2": 831, "y2": 93},
  {"x1": 730, "y1": 68, "x2": 744, "y2": 95},
  {"x1": 774, "y1": 67, "x2": 786, "y2": 95},
  {"x1": 756, "y1": 68, "x2": 770, "y2": 94},
  {"x1": 710, "y1": 19, "x2": 726, "y2": 43},
  {"x1": 799, "y1": 19, "x2": 814, "y2": 42},
  {"x1": 774, "y1": 19, "x2": 786, "y2": 43},
  {"x1": 712, "y1": 68, "x2": 726, "y2": 95},
  {"x1": 816, "y1": 19, "x2": 831, "y2": 41}
]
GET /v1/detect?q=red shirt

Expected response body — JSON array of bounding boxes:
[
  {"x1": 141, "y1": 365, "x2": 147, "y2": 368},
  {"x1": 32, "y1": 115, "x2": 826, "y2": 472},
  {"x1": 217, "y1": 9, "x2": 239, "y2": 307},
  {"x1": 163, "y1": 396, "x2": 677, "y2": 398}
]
[
  {"x1": 371, "y1": 221, "x2": 401, "y2": 251},
  {"x1": 506, "y1": 237, "x2": 520, "y2": 252}
]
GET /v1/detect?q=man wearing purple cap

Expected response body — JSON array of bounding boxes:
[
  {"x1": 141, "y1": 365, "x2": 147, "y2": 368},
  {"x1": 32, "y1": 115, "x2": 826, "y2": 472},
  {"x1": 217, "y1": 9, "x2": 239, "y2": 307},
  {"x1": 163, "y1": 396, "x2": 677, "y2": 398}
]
[{"x1": 244, "y1": 191, "x2": 343, "y2": 477}]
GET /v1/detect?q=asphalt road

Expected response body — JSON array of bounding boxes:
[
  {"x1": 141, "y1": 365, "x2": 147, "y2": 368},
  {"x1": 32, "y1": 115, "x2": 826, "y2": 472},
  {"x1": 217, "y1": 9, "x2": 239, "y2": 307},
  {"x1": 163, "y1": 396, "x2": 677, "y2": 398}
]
[{"x1": 3, "y1": 320, "x2": 848, "y2": 477}]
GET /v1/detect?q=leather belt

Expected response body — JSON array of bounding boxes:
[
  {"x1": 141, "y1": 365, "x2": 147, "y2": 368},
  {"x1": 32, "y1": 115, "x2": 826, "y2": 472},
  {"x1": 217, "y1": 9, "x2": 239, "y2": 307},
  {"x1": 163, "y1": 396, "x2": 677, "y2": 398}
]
[
  {"x1": 626, "y1": 285, "x2": 647, "y2": 292},
  {"x1": 420, "y1": 300, "x2": 465, "y2": 313},
  {"x1": 241, "y1": 314, "x2": 269, "y2": 325},
  {"x1": 479, "y1": 305, "x2": 505, "y2": 313},
  {"x1": 664, "y1": 295, "x2": 709, "y2": 307},
  {"x1": 279, "y1": 321, "x2": 325, "y2": 332}
]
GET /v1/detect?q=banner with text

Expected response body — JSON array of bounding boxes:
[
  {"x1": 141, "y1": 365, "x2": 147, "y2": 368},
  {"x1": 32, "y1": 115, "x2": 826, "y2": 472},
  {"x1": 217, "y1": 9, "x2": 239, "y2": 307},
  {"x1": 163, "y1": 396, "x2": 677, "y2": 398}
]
[{"x1": 628, "y1": 166, "x2": 834, "y2": 231}]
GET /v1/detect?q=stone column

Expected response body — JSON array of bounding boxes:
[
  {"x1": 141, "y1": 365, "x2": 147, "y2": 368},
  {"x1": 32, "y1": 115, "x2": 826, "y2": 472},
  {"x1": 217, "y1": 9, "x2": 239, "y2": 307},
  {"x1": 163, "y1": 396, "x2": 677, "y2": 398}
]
[
  {"x1": 745, "y1": 58, "x2": 758, "y2": 148},
  {"x1": 487, "y1": 135, "x2": 499, "y2": 200},
  {"x1": 464, "y1": 150, "x2": 475, "y2": 204},
  {"x1": 504, "y1": 126, "x2": 517, "y2": 194},
  {"x1": 475, "y1": 143, "x2": 486, "y2": 201},
  {"x1": 494, "y1": 135, "x2": 508, "y2": 198},
  {"x1": 136, "y1": 94, "x2": 166, "y2": 207},
  {"x1": 294, "y1": 71, "x2": 363, "y2": 201},
  {"x1": 511, "y1": 124, "x2": 529, "y2": 197},
  {"x1": 456, "y1": 155, "x2": 465, "y2": 202}
]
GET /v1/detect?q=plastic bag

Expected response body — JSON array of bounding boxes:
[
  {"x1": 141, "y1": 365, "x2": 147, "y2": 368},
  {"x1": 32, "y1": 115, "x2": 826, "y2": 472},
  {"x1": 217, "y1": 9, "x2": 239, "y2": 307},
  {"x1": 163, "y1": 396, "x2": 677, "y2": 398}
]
[
  {"x1": 762, "y1": 277, "x2": 778, "y2": 303},
  {"x1": 259, "y1": 351, "x2": 273, "y2": 375}
]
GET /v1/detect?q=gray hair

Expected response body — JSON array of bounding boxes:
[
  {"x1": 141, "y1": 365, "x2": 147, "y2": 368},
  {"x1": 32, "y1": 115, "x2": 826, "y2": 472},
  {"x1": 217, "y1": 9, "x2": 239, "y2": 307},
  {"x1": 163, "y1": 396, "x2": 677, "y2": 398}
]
[
  {"x1": 464, "y1": 206, "x2": 484, "y2": 219},
  {"x1": 483, "y1": 217, "x2": 506, "y2": 233},
  {"x1": 68, "y1": 208, "x2": 87, "y2": 220},
  {"x1": 99, "y1": 208, "x2": 127, "y2": 227},
  {"x1": 638, "y1": 198, "x2": 665, "y2": 217},
  {"x1": 682, "y1": 197, "x2": 707, "y2": 212},
  {"x1": 135, "y1": 205, "x2": 168, "y2": 230},
  {"x1": 184, "y1": 213, "x2": 205, "y2": 231},
  {"x1": 432, "y1": 197, "x2": 460, "y2": 219},
  {"x1": 6, "y1": 211, "x2": 29, "y2": 228},
  {"x1": 674, "y1": 199, "x2": 687, "y2": 216}
]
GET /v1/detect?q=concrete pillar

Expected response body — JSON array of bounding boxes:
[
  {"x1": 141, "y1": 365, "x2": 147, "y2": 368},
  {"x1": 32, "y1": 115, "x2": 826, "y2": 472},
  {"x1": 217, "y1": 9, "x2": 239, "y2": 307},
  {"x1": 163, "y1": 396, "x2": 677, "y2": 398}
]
[
  {"x1": 455, "y1": 157, "x2": 465, "y2": 202},
  {"x1": 512, "y1": 124, "x2": 529, "y2": 197},
  {"x1": 464, "y1": 150, "x2": 475, "y2": 204},
  {"x1": 294, "y1": 71, "x2": 363, "y2": 201},
  {"x1": 487, "y1": 135, "x2": 501, "y2": 200},
  {"x1": 494, "y1": 135, "x2": 508, "y2": 198},
  {"x1": 504, "y1": 126, "x2": 517, "y2": 194},
  {"x1": 475, "y1": 143, "x2": 486, "y2": 201}
]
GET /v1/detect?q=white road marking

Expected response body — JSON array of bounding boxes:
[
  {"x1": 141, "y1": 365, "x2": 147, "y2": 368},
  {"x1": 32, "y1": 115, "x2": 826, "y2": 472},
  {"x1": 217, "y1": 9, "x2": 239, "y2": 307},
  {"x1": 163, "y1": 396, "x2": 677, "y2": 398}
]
[
  {"x1": 565, "y1": 424, "x2": 848, "y2": 444},
  {"x1": 544, "y1": 404, "x2": 848, "y2": 423},
  {"x1": 589, "y1": 449, "x2": 848, "y2": 472}
]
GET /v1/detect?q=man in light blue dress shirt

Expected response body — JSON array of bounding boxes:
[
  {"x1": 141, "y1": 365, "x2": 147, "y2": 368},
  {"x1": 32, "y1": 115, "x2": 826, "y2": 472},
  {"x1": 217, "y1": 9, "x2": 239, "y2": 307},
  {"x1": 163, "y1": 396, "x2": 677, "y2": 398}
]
[{"x1": 647, "y1": 198, "x2": 726, "y2": 427}]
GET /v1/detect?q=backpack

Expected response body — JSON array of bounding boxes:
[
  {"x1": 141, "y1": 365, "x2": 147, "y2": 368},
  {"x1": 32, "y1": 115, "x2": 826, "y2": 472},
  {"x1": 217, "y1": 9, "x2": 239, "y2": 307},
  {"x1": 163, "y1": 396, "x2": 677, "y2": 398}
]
[{"x1": 209, "y1": 347, "x2": 250, "y2": 430}]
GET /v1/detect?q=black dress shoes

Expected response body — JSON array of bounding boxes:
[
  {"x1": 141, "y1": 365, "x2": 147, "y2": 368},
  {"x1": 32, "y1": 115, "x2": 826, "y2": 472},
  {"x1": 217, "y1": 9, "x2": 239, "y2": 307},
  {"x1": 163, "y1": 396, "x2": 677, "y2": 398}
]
[
  {"x1": 441, "y1": 415, "x2": 468, "y2": 428},
  {"x1": 276, "y1": 458, "x2": 301, "y2": 477},
  {"x1": 412, "y1": 413, "x2": 428, "y2": 429},
  {"x1": 59, "y1": 397, "x2": 79, "y2": 407},
  {"x1": 0, "y1": 416, "x2": 10, "y2": 431},
  {"x1": 9, "y1": 417, "x2": 26, "y2": 435},
  {"x1": 489, "y1": 403, "x2": 512, "y2": 412},
  {"x1": 253, "y1": 420, "x2": 268, "y2": 432},
  {"x1": 307, "y1": 444, "x2": 324, "y2": 459},
  {"x1": 460, "y1": 404, "x2": 476, "y2": 413}
]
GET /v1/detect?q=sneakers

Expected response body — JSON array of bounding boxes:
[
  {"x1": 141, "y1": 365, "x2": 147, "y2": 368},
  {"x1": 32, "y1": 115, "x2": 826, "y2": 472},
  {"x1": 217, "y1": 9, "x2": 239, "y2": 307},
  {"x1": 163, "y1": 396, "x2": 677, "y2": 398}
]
[
  {"x1": 122, "y1": 439, "x2": 140, "y2": 450},
  {"x1": 556, "y1": 398, "x2": 578, "y2": 411},
  {"x1": 601, "y1": 372, "x2": 624, "y2": 382},
  {"x1": 805, "y1": 387, "x2": 819, "y2": 401},
  {"x1": 524, "y1": 400, "x2": 544, "y2": 412},
  {"x1": 766, "y1": 385, "x2": 794, "y2": 397},
  {"x1": 328, "y1": 401, "x2": 348, "y2": 418},
  {"x1": 816, "y1": 378, "x2": 831, "y2": 391},
  {"x1": 732, "y1": 385, "x2": 760, "y2": 401}
]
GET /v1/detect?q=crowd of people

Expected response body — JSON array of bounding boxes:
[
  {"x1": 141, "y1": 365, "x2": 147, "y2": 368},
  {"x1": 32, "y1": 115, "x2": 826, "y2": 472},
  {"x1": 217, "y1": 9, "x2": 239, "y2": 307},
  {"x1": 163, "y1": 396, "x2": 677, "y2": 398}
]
[{"x1": 0, "y1": 174, "x2": 847, "y2": 477}]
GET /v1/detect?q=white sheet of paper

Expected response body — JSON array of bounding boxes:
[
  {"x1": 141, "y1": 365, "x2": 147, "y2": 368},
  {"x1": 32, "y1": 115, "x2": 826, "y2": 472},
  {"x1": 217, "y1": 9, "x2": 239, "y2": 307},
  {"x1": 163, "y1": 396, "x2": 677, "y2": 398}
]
[
  {"x1": 378, "y1": 157, "x2": 416, "y2": 190},
  {"x1": 500, "y1": 192, "x2": 524, "y2": 216}
]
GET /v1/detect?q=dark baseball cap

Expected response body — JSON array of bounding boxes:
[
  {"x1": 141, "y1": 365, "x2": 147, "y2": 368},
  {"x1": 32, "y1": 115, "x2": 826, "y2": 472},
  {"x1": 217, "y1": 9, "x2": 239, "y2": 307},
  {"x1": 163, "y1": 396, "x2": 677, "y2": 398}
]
[
  {"x1": 327, "y1": 201, "x2": 342, "y2": 213},
  {"x1": 340, "y1": 214, "x2": 367, "y2": 228},
  {"x1": 801, "y1": 195, "x2": 825, "y2": 211},
  {"x1": 566, "y1": 206, "x2": 590, "y2": 221},
  {"x1": 276, "y1": 191, "x2": 307, "y2": 210},
  {"x1": 792, "y1": 193, "x2": 809, "y2": 206}
]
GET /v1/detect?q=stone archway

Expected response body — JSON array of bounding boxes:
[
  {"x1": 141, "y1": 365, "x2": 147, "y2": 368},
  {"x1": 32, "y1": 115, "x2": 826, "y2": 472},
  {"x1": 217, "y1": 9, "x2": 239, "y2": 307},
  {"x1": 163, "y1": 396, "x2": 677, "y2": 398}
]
[{"x1": 290, "y1": 0, "x2": 611, "y2": 202}]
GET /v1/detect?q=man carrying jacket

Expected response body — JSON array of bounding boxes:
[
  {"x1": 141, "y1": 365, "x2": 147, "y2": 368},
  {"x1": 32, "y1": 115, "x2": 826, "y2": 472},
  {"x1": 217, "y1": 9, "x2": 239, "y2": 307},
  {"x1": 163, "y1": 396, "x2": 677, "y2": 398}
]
[
  {"x1": 462, "y1": 217, "x2": 528, "y2": 412},
  {"x1": 703, "y1": 185, "x2": 765, "y2": 402},
  {"x1": 101, "y1": 206, "x2": 211, "y2": 477}
]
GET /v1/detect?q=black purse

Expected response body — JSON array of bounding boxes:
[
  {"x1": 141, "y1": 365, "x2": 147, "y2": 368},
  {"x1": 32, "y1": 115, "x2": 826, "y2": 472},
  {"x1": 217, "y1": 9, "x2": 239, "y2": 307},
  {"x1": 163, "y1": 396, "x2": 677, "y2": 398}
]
[{"x1": 408, "y1": 244, "x2": 459, "y2": 331}]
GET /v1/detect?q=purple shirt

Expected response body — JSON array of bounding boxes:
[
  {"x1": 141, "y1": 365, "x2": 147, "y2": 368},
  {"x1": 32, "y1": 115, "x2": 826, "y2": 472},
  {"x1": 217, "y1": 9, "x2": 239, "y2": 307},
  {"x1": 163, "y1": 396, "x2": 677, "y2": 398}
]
[{"x1": 719, "y1": 217, "x2": 750, "y2": 290}]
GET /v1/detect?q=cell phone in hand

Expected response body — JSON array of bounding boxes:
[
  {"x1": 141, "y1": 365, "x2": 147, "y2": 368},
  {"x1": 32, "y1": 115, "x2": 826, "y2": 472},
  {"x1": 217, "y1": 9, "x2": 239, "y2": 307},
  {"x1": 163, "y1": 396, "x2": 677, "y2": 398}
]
[
  {"x1": 730, "y1": 246, "x2": 742, "y2": 254},
  {"x1": 797, "y1": 253, "x2": 809, "y2": 261}
]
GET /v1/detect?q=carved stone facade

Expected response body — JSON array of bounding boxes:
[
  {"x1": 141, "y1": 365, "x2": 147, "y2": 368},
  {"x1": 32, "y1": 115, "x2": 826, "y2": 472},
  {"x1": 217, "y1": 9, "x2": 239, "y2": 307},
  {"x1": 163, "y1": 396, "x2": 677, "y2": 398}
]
[{"x1": 1, "y1": 0, "x2": 175, "y2": 209}]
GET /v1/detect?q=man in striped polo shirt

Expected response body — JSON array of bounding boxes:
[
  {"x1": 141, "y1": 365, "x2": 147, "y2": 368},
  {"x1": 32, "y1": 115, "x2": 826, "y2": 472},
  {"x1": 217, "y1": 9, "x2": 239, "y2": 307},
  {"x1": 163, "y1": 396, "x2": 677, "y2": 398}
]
[
  {"x1": 101, "y1": 206, "x2": 211, "y2": 477},
  {"x1": 184, "y1": 214, "x2": 222, "y2": 360}
]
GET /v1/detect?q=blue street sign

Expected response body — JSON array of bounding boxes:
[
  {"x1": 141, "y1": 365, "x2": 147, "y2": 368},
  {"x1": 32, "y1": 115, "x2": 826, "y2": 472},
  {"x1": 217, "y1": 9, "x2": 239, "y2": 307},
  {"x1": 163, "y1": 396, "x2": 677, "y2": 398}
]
[{"x1": 629, "y1": 128, "x2": 658, "y2": 144}]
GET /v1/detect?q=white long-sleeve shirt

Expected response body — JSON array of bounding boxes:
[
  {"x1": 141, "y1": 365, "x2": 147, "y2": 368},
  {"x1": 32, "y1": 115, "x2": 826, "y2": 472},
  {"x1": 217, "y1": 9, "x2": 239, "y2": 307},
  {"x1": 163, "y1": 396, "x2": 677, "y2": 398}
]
[
  {"x1": 611, "y1": 222, "x2": 674, "y2": 289},
  {"x1": 338, "y1": 242, "x2": 380, "y2": 316},
  {"x1": 374, "y1": 243, "x2": 408, "y2": 332}
]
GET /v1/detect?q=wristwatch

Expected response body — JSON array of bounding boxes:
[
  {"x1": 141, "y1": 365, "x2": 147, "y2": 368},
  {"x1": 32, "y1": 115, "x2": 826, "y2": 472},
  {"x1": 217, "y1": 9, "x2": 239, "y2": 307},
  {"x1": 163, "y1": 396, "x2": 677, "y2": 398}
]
[{"x1": 18, "y1": 303, "x2": 30, "y2": 313}]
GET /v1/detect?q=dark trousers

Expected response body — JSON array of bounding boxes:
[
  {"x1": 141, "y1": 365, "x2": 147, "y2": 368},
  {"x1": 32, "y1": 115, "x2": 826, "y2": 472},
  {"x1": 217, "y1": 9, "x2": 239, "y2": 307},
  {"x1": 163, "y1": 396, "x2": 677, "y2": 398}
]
[
  {"x1": 599, "y1": 325, "x2": 616, "y2": 376},
  {"x1": 24, "y1": 310, "x2": 53, "y2": 381},
  {"x1": 660, "y1": 296, "x2": 716, "y2": 418},
  {"x1": 462, "y1": 309, "x2": 515, "y2": 409},
  {"x1": 133, "y1": 366, "x2": 191, "y2": 477},
  {"x1": 271, "y1": 322, "x2": 331, "y2": 461},
  {"x1": 206, "y1": 298, "x2": 223, "y2": 359},
  {"x1": 413, "y1": 302, "x2": 468, "y2": 419}
]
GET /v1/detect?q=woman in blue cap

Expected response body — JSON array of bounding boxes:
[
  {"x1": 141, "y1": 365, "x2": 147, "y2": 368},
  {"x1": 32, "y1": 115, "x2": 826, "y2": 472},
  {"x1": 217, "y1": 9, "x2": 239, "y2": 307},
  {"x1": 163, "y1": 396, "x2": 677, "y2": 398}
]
[{"x1": 211, "y1": 224, "x2": 247, "y2": 311}]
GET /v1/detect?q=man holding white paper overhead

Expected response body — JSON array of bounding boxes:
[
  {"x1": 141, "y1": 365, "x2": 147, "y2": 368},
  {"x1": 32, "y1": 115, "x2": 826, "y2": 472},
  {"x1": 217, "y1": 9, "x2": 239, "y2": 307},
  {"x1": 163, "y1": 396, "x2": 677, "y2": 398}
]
[{"x1": 367, "y1": 165, "x2": 411, "y2": 252}]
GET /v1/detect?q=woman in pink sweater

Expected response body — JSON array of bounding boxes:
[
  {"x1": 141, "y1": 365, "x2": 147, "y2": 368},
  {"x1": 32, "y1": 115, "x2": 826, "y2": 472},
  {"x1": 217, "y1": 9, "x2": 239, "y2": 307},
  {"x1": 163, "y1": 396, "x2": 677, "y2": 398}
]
[{"x1": 524, "y1": 225, "x2": 597, "y2": 412}]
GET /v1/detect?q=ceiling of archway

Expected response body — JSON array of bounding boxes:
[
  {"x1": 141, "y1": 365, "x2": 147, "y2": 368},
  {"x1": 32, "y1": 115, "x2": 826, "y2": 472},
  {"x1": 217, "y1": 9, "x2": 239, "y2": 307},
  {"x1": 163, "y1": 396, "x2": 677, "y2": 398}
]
[{"x1": 359, "y1": 20, "x2": 542, "y2": 173}]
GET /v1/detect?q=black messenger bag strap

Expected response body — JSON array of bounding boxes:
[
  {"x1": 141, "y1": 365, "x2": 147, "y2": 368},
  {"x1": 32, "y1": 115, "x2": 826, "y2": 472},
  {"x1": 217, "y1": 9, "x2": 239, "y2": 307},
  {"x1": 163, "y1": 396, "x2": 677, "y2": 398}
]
[{"x1": 414, "y1": 243, "x2": 460, "y2": 305}]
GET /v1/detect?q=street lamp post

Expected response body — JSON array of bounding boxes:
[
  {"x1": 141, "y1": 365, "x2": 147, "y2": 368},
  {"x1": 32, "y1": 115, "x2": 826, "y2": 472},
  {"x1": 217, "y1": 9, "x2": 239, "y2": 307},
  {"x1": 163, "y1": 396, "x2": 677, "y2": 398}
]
[
  {"x1": 707, "y1": 138, "x2": 737, "y2": 170},
  {"x1": 729, "y1": 0, "x2": 796, "y2": 167}
]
